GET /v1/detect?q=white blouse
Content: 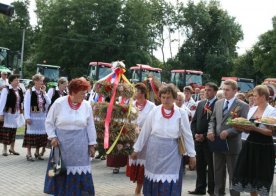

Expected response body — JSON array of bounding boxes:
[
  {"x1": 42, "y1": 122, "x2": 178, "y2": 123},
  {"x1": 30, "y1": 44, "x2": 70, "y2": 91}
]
[
  {"x1": 133, "y1": 105, "x2": 196, "y2": 157},
  {"x1": 134, "y1": 100, "x2": 156, "y2": 129},
  {"x1": 47, "y1": 86, "x2": 59, "y2": 100},
  {"x1": 45, "y1": 96, "x2": 97, "y2": 145},
  {"x1": 242, "y1": 105, "x2": 276, "y2": 140}
]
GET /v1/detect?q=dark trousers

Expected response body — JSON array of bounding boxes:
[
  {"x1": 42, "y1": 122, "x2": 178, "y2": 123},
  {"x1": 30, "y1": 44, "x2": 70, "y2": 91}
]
[{"x1": 195, "y1": 141, "x2": 215, "y2": 194}]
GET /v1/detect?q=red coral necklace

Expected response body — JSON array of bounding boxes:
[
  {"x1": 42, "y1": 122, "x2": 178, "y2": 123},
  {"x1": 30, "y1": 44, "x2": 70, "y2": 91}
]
[
  {"x1": 161, "y1": 105, "x2": 174, "y2": 119},
  {"x1": 136, "y1": 100, "x2": 147, "y2": 111},
  {"x1": 68, "y1": 96, "x2": 81, "y2": 110}
]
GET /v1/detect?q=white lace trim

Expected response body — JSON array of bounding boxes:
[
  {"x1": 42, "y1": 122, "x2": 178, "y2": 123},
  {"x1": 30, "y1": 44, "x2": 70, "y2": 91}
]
[
  {"x1": 66, "y1": 165, "x2": 91, "y2": 175},
  {"x1": 3, "y1": 123, "x2": 17, "y2": 128},
  {"x1": 144, "y1": 169, "x2": 179, "y2": 183},
  {"x1": 128, "y1": 158, "x2": 145, "y2": 166},
  {"x1": 233, "y1": 182, "x2": 269, "y2": 196}
]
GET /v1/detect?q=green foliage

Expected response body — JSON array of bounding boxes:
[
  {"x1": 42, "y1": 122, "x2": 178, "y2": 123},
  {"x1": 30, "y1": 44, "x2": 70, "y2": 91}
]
[
  {"x1": 0, "y1": 0, "x2": 33, "y2": 74},
  {"x1": 176, "y1": 0, "x2": 243, "y2": 83},
  {"x1": 232, "y1": 16, "x2": 276, "y2": 84}
]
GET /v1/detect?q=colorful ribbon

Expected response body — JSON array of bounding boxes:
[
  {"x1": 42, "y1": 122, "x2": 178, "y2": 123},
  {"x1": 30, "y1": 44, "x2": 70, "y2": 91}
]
[
  {"x1": 104, "y1": 68, "x2": 125, "y2": 149},
  {"x1": 149, "y1": 78, "x2": 159, "y2": 100},
  {"x1": 106, "y1": 124, "x2": 125, "y2": 155}
]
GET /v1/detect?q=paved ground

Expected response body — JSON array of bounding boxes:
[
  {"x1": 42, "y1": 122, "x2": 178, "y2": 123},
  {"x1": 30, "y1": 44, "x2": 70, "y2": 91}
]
[{"x1": 0, "y1": 139, "x2": 275, "y2": 196}]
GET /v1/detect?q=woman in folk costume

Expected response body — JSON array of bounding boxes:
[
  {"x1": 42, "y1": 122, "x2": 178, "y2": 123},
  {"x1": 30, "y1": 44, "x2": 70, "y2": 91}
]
[
  {"x1": 0, "y1": 74, "x2": 24, "y2": 156},
  {"x1": 23, "y1": 74, "x2": 51, "y2": 161},
  {"x1": 131, "y1": 83, "x2": 196, "y2": 196},
  {"x1": 47, "y1": 77, "x2": 68, "y2": 109},
  {"x1": 44, "y1": 78, "x2": 96, "y2": 195},
  {"x1": 126, "y1": 83, "x2": 155, "y2": 195},
  {"x1": 232, "y1": 85, "x2": 276, "y2": 196}
]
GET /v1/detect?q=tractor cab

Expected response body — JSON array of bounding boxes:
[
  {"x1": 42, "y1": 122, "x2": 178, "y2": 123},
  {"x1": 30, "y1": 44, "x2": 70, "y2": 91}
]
[
  {"x1": 170, "y1": 70, "x2": 203, "y2": 91},
  {"x1": 130, "y1": 64, "x2": 162, "y2": 83}
]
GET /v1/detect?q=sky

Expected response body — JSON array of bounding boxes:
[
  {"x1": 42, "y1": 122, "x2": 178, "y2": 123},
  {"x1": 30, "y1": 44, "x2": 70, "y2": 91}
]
[{"x1": 1, "y1": 0, "x2": 276, "y2": 61}]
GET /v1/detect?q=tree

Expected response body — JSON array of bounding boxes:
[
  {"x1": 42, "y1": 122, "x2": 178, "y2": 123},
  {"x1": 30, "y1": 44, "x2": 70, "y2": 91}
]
[
  {"x1": 252, "y1": 16, "x2": 276, "y2": 80},
  {"x1": 34, "y1": 0, "x2": 123, "y2": 78},
  {"x1": 175, "y1": 0, "x2": 243, "y2": 83},
  {"x1": 0, "y1": 0, "x2": 32, "y2": 73}
]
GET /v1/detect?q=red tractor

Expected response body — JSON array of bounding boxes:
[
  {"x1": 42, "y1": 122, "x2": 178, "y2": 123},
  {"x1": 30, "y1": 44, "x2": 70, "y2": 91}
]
[
  {"x1": 88, "y1": 62, "x2": 112, "y2": 81},
  {"x1": 130, "y1": 64, "x2": 162, "y2": 83},
  {"x1": 170, "y1": 69, "x2": 204, "y2": 91}
]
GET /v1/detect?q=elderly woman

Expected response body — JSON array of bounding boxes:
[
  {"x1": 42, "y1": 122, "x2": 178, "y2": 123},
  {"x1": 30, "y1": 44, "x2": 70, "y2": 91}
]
[
  {"x1": 175, "y1": 92, "x2": 192, "y2": 121},
  {"x1": 47, "y1": 77, "x2": 68, "y2": 109},
  {"x1": 131, "y1": 83, "x2": 196, "y2": 196},
  {"x1": 44, "y1": 78, "x2": 97, "y2": 195},
  {"x1": 126, "y1": 83, "x2": 155, "y2": 195},
  {"x1": 0, "y1": 74, "x2": 24, "y2": 156},
  {"x1": 232, "y1": 85, "x2": 276, "y2": 196},
  {"x1": 23, "y1": 74, "x2": 51, "y2": 161}
]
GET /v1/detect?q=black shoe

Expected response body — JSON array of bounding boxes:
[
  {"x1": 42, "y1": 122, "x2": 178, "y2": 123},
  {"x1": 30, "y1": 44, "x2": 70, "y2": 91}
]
[
  {"x1": 9, "y1": 149, "x2": 20, "y2": 155},
  {"x1": 113, "y1": 168, "x2": 119, "y2": 174},
  {"x1": 100, "y1": 156, "x2": 106, "y2": 160},
  {"x1": 95, "y1": 154, "x2": 101, "y2": 159},
  {"x1": 188, "y1": 190, "x2": 206, "y2": 195},
  {"x1": 34, "y1": 153, "x2": 44, "y2": 160},
  {"x1": 2, "y1": 152, "x2": 8, "y2": 156}
]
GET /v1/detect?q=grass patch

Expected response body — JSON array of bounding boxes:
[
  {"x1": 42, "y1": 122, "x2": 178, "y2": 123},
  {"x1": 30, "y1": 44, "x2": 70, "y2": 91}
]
[{"x1": 17, "y1": 126, "x2": 25, "y2": 135}]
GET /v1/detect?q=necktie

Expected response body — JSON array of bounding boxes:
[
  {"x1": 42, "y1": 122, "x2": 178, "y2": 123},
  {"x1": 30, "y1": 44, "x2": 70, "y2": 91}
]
[{"x1": 223, "y1": 101, "x2": 229, "y2": 116}]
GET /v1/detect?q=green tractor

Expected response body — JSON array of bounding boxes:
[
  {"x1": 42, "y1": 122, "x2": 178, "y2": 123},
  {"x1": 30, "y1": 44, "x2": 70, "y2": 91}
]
[
  {"x1": 36, "y1": 64, "x2": 60, "y2": 89},
  {"x1": 0, "y1": 47, "x2": 17, "y2": 74}
]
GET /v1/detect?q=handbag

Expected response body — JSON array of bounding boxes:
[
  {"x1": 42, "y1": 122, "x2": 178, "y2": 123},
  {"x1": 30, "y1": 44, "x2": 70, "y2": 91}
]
[
  {"x1": 178, "y1": 118, "x2": 186, "y2": 155},
  {"x1": 48, "y1": 146, "x2": 67, "y2": 177}
]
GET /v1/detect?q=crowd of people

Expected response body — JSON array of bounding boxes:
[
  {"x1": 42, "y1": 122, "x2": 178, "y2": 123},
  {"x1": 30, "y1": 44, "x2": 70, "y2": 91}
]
[{"x1": 0, "y1": 71, "x2": 275, "y2": 196}]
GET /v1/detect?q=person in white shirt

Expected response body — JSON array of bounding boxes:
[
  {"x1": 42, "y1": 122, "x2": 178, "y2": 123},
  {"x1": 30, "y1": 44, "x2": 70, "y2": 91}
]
[
  {"x1": 175, "y1": 91, "x2": 192, "y2": 121},
  {"x1": 47, "y1": 77, "x2": 68, "y2": 109},
  {"x1": 0, "y1": 75, "x2": 24, "y2": 156},
  {"x1": 126, "y1": 83, "x2": 155, "y2": 195},
  {"x1": 0, "y1": 71, "x2": 9, "y2": 95},
  {"x1": 44, "y1": 78, "x2": 97, "y2": 195},
  {"x1": 23, "y1": 74, "x2": 51, "y2": 161},
  {"x1": 131, "y1": 83, "x2": 196, "y2": 196},
  {"x1": 183, "y1": 86, "x2": 197, "y2": 117}
]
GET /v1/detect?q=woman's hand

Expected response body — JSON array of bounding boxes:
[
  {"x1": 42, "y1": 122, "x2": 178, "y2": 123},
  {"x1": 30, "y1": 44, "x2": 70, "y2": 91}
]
[
  {"x1": 51, "y1": 138, "x2": 59, "y2": 147},
  {"x1": 130, "y1": 151, "x2": 138, "y2": 160},
  {"x1": 89, "y1": 145, "x2": 95, "y2": 157},
  {"x1": 25, "y1": 119, "x2": 31, "y2": 125},
  {"x1": 189, "y1": 157, "x2": 196, "y2": 170},
  {"x1": 0, "y1": 115, "x2": 4, "y2": 122}
]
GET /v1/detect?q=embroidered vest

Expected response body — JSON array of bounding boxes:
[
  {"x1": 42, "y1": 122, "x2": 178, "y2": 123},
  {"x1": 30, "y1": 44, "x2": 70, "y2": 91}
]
[
  {"x1": 31, "y1": 90, "x2": 46, "y2": 112},
  {"x1": 4, "y1": 87, "x2": 24, "y2": 114}
]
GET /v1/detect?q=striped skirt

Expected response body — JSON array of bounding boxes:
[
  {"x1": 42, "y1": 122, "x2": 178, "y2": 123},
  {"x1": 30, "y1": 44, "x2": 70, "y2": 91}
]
[
  {"x1": 22, "y1": 133, "x2": 48, "y2": 148},
  {"x1": 0, "y1": 123, "x2": 17, "y2": 145},
  {"x1": 126, "y1": 161, "x2": 145, "y2": 184}
]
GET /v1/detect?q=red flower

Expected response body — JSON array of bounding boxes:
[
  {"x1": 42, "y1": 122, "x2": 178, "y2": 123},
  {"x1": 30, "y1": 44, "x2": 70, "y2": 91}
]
[
  {"x1": 121, "y1": 107, "x2": 127, "y2": 114},
  {"x1": 121, "y1": 127, "x2": 127, "y2": 135},
  {"x1": 190, "y1": 105, "x2": 197, "y2": 111},
  {"x1": 104, "y1": 85, "x2": 112, "y2": 92}
]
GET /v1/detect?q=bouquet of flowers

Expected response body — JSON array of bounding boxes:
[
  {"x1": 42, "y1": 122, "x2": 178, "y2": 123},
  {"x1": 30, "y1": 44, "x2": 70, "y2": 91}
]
[
  {"x1": 116, "y1": 83, "x2": 135, "y2": 99},
  {"x1": 94, "y1": 80, "x2": 113, "y2": 98},
  {"x1": 92, "y1": 102, "x2": 138, "y2": 121}
]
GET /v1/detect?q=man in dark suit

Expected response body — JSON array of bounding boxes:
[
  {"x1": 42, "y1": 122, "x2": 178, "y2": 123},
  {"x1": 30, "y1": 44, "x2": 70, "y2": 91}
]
[
  {"x1": 207, "y1": 80, "x2": 249, "y2": 196},
  {"x1": 188, "y1": 82, "x2": 218, "y2": 195}
]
